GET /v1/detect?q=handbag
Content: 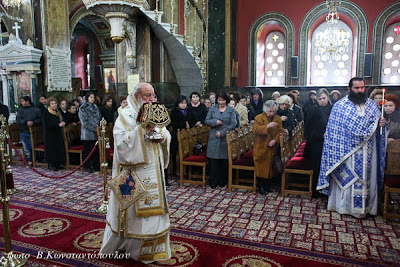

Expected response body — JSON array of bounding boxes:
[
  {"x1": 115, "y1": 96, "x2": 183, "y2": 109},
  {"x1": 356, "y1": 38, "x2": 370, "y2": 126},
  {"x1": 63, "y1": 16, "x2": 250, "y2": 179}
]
[
  {"x1": 193, "y1": 142, "x2": 203, "y2": 155},
  {"x1": 273, "y1": 155, "x2": 283, "y2": 174}
]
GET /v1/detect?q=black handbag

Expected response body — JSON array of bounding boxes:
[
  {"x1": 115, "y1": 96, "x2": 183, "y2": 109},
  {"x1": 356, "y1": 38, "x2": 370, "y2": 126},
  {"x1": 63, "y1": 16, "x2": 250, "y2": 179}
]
[
  {"x1": 193, "y1": 142, "x2": 203, "y2": 155},
  {"x1": 273, "y1": 155, "x2": 283, "y2": 174}
]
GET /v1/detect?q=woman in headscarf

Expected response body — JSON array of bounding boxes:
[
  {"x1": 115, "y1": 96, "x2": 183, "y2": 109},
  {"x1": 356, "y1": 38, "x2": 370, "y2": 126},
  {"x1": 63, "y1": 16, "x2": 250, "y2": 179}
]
[
  {"x1": 275, "y1": 95, "x2": 296, "y2": 136},
  {"x1": 384, "y1": 94, "x2": 400, "y2": 142},
  {"x1": 369, "y1": 88, "x2": 384, "y2": 110},
  {"x1": 253, "y1": 100, "x2": 283, "y2": 194},
  {"x1": 43, "y1": 97, "x2": 66, "y2": 171}
]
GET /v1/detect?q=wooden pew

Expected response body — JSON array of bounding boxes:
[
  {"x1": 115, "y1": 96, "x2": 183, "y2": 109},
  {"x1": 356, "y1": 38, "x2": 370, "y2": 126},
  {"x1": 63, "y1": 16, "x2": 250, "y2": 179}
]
[
  {"x1": 383, "y1": 139, "x2": 400, "y2": 220},
  {"x1": 64, "y1": 124, "x2": 84, "y2": 170},
  {"x1": 177, "y1": 126, "x2": 209, "y2": 188},
  {"x1": 7, "y1": 123, "x2": 25, "y2": 164},
  {"x1": 226, "y1": 126, "x2": 256, "y2": 193},
  {"x1": 280, "y1": 122, "x2": 313, "y2": 198},
  {"x1": 29, "y1": 125, "x2": 46, "y2": 168}
]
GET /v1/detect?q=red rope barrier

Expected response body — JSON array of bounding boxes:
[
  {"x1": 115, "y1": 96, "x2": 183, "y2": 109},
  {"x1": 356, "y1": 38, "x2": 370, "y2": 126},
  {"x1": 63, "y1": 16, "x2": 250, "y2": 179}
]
[{"x1": 7, "y1": 137, "x2": 99, "y2": 179}]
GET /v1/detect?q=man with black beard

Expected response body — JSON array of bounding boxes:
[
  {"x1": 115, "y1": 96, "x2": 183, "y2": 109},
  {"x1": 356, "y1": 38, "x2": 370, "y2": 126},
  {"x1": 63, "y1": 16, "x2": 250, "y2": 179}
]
[{"x1": 317, "y1": 77, "x2": 388, "y2": 218}]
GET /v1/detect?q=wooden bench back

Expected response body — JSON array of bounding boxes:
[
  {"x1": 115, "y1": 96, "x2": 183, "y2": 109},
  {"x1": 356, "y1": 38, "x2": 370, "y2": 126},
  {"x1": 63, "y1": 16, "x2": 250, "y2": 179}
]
[
  {"x1": 177, "y1": 128, "x2": 192, "y2": 159},
  {"x1": 29, "y1": 125, "x2": 44, "y2": 147},
  {"x1": 226, "y1": 129, "x2": 240, "y2": 163},
  {"x1": 8, "y1": 123, "x2": 21, "y2": 143},
  {"x1": 237, "y1": 128, "x2": 246, "y2": 156},
  {"x1": 177, "y1": 126, "x2": 210, "y2": 160},
  {"x1": 65, "y1": 124, "x2": 81, "y2": 146},
  {"x1": 243, "y1": 125, "x2": 252, "y2": 151},
  {"x1": 386, "y1": 140, "x2": 400, "y2": 175},
  {"x1": 280, "y1": 121, "x2": 305, "y2": 166},
  {"x1": 280, "y1": 133, "x2": 292, "y2": 165},
  {"x1": 198, "y1": 126, "x2": 210, "y2": 147}
]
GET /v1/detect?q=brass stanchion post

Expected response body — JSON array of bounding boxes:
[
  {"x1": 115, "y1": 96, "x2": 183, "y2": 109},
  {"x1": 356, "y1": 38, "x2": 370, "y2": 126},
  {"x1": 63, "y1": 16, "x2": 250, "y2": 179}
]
[
  {"x1": 97, "y1": 118, "x2": 108, "y2": 213},
  {"x1": 0, "y1": 115, "x2": 27, "y2": 266}
]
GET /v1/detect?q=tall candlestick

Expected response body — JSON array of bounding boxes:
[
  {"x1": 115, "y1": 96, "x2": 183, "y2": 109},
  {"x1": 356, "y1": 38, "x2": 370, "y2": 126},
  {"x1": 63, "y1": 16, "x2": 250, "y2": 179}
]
[{"x1": 380, "y1": 88, "x2": 385, "y2": 135}]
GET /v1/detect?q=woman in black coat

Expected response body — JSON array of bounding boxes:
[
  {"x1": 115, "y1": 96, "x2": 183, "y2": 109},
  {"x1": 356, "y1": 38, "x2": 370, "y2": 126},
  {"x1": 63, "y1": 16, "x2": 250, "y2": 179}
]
[
  {"x1": 100, "y1": 96, "x2": 115, "y2": 125},
  {"x1": 275, "y1": 95, "x2": 296, "y2": 136},
  {"x1": 305, "y1": 88, "x2": 332, "y2": 194},
  {"x1": 43, "y1": 97, "x2": 66, "y2": 171},
  {"x1": 250, "y1": 88, "x2": 264, "y2": 116},
  {"x1": 169, "y1": 95, "x2": 195, "y2": 177}
]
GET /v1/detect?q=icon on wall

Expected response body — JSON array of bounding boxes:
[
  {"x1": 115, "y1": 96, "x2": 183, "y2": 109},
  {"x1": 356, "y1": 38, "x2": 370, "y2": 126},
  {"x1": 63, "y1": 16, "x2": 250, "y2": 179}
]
[
  {"x1": 18, "y1": 72, "x2": 32, "y2": 98},
  {"x1": 104, "y1": 67, "x2": 116, "y2": 93}
]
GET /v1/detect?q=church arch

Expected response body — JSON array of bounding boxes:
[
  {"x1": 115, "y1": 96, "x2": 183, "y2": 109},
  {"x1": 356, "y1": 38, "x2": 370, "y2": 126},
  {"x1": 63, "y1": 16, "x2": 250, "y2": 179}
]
[
  {"x1": 298, "y1": 0, "x2": 368, "y2": 86},
  {"x1": 371, "y1": 2, "x2": 400, "y2": 84},
  {"x1": 248, "y1": 12, "x2": 295, "y2": 86}
]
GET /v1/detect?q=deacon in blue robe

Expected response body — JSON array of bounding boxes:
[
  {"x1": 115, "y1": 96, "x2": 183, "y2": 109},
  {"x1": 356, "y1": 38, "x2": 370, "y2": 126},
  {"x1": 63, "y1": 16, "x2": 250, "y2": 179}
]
[{"x1": 317, "y1": 77, "x2": 388, "y2": 218}]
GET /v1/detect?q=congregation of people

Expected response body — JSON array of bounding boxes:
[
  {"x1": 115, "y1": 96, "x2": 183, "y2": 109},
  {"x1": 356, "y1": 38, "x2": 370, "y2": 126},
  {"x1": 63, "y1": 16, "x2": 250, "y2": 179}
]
[
  {"x1": 1, "y1": 78, "x2": 400, "y2": 220},
  {"x1": 1, "y1": 93, "x2": 128, "y2": 173}
]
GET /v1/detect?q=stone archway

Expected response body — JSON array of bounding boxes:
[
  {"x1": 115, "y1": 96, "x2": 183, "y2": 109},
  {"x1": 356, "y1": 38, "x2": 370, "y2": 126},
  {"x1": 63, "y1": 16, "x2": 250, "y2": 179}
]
[
  {"x1": 298, "y1": 0, "x2": 368, "y2": 86},
  {"x1": 248, "y1": 12, "x2": 295, "y2": 86}
]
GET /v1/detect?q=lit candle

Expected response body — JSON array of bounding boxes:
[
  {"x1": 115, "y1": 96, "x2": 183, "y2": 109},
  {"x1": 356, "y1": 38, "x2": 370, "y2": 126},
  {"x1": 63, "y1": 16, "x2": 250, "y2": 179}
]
[{"x1": 380, "y1": 88, "x2": 385, "y2": 135}]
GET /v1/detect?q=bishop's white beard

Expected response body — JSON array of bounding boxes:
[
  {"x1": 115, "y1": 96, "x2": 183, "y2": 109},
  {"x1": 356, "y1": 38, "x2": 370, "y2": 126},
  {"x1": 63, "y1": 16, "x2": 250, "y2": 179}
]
[{"x1": 136, "y1": 97, "x2": 146, "y2": 108}]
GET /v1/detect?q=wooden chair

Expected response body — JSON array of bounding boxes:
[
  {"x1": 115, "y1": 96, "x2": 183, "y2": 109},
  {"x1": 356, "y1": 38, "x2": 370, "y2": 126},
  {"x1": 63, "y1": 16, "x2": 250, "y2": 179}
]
[
  {"x1": 280, "y1": 130, "x2": 313, "y2": 199},
  {"x1": 97, "y1": 124, "x2": 114, "y2": 173},
  {"x1": 65, "y1": 124, "x2": 84, "y2": 170},
  {"x1": 226, "y1": 128, "x2": 256, "y2": 193},
  {"x1": 383, "y1": 140, "x2": 400, "y2": 220},
  {"x1": 29, "y1": 125, "x2": 46, "y2": 168},
  {"x1": 178, "y1": 128, "x2": 208, "y2": 188},
  {"x1": 7, "y1": 123, "x2": 25, "y2": 164}
]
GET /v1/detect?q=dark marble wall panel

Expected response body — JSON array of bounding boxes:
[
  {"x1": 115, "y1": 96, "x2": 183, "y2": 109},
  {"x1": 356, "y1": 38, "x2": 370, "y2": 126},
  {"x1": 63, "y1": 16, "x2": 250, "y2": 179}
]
[{"x1": 208, "y1": 0, "x2": 225, "y2": 92}]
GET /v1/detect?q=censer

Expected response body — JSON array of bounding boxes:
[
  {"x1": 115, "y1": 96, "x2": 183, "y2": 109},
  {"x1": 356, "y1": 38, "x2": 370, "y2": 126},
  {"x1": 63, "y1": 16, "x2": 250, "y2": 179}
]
[{"x1": 137, "y1": 102, "x2": 170, "y2": 140}]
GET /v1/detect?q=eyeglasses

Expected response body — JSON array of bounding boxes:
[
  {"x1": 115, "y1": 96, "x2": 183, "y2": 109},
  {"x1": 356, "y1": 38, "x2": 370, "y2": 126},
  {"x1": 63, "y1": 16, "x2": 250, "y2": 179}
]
[{"x1": 142, "y1": 93, "x2": 156, "y2": 99}]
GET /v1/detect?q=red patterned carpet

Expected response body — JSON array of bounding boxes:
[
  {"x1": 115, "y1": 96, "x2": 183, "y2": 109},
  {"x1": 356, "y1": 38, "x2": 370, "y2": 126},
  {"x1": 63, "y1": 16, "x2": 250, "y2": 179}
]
[
  {"x1": 3, "y1": 164, "x2": 400, "y2": 266},
  {"x1": 0, "y1": 200, "x2": 379, "y2": 266}
]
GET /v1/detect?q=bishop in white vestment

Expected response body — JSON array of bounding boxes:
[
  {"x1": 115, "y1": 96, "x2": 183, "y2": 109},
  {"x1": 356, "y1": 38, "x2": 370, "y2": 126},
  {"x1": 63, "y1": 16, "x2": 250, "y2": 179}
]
[{"x1": 100, "y1": 83, "x2": 172, "y2": 262}]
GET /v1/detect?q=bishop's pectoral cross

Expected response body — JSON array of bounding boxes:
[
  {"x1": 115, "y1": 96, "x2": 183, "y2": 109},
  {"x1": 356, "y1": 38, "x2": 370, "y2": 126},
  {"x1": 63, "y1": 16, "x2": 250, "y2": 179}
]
[{"x1": 12, "y1": 22, "x2": 21, "y2": 40}]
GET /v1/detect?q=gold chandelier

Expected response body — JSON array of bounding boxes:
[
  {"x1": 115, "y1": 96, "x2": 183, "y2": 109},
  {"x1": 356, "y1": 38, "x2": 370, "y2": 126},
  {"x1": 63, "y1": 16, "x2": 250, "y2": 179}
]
[
  {"x1": 314, "y1": 0, "x2": 350, "y2": 62},
  {"x1": 2, "y1": 0, "x2": 21, "y2": 9}
]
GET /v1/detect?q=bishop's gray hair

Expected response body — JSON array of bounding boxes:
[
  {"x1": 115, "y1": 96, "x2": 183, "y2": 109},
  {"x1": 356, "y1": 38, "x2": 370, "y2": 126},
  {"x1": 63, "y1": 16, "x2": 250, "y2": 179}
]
[
  {"x1": 133, "y1": 83, "x2": 142, "y2": 96},
  {"x1": 263, "y1": 100, "x2": 277, "y2": 113}
]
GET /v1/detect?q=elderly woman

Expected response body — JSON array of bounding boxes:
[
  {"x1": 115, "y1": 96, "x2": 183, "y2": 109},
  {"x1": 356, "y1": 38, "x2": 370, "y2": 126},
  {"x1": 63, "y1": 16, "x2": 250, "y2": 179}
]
[
  {"x1": 271, "y1": 91, "x2": 280, "y2": 101},
  {"x1": 305, "y1": 88, "x2": 332, "y2": 194},
  {"x1": 369, "y1": 89, "x2": 383, "y2": 110},
  {"x1": 43, "y1": 97, "x2": 66, "y2": 171},
  {"x1": 205, "y1": 91, "x2": 237, "y2": 188},
  {"x1": 79, "y1": 92, "x2": 102, "y2": 173},
  {"x1": 330, "y1": 90, "x2": 341, "y2": 104},
  {"x1": 276, "y1": 95, "x2": 296, "y2": 135},
  {"x1": 384, "y1": 94, "x2": 400, "y2": 142},
  {"x1": 253, "y1": 100, "x2": 283, "y2": 194}
]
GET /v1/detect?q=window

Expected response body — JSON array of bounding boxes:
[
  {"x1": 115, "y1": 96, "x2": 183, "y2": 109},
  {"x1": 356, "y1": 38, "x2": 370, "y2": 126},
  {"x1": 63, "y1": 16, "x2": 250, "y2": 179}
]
[
  {"x1": 309, "y1": 20, "x2": 353, "y2": 85},
  {"x1": 263, "y1": 31, "x2": 285, "y2": 86},
  {"x1": 381, "y1": 22, "x2": 400, "y2": 84}
]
